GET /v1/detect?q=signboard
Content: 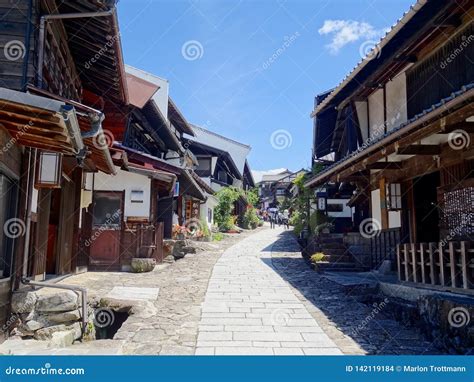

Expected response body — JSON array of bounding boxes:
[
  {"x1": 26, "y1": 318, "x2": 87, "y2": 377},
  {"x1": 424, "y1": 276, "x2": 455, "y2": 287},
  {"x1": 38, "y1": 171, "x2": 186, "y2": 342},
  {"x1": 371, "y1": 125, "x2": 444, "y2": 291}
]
[
  {"x1": 173, "y1": 181, "x2": 180, "y2": 197},
  {"x1": 317, "y1": 197, "x2": 326, "y2": 211}
]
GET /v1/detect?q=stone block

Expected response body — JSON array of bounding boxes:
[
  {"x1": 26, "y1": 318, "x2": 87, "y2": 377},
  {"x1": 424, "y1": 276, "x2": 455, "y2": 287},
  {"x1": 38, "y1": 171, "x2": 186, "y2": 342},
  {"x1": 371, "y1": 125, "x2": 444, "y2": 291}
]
[
  {"x1": 130, "y1": 258, "x2": 156, "y2": 273},
  {"x1": 36, "y1": 291, "x2": 79, "y2": 313},
  {"x1": 11, "y1": 291, "x2": 37, "y2": 313}
]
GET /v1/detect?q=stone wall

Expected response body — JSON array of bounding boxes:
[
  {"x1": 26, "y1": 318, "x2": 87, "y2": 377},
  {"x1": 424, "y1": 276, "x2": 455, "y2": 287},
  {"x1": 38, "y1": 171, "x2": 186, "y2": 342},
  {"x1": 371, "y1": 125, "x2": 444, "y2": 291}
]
[{"x1": 8, "y1": 290, "x2": 86, "y2": 348}]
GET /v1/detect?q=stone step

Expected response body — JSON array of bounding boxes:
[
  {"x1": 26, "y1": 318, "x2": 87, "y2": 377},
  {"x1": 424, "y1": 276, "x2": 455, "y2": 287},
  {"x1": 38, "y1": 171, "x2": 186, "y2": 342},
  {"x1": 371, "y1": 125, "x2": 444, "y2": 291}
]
[
  {"x1": 318, "y1": 247, "x2": 348, "y2": 256},
  {"x1": 315, "y1": 262, "x2": 364, "y2": 272},
  {"x1": 319, "y1": 242, "x2": 346, "y2": 250},
  {"x1": 321, "y1": 254, "x2": 353, "y2": 263}
]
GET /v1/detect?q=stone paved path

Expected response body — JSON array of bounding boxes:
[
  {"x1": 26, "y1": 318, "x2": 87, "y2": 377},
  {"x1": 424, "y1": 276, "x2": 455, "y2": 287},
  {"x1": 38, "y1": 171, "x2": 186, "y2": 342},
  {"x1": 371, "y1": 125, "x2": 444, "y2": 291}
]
[
  {"x1": 197, "y1": 226, "x2": 441, "y2": 355},
  {"x1": 196, "y1": 227, "x2": 343, "y2": 355}
]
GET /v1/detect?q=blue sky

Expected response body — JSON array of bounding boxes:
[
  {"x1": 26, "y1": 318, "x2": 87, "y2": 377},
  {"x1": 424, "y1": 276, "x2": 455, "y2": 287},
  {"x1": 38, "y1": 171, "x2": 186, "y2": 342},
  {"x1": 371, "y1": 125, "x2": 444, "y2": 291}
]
[{"x1": 117, "y1": 0, "x2": 413, "y2": 173}]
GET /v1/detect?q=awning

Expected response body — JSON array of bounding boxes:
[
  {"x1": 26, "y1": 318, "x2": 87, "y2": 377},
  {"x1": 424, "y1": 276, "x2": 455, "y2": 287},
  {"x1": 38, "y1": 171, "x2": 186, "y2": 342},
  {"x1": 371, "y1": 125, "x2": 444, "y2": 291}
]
[
  {"x1": 114, "y1": 143, "x2": 182, "y2": 175},
  {"x1": 190, "y1": 170, "x2": 214, "y2": 195},
  {"x1": 128, "y1": 163, "x2": 176, "y2": 184},
  {"x1": 0, "y1": 87, "x2": 83, "y2": 155},
  {"x1": 24, "y1": 86, "x2": 116, "y2": 175},
  {"x1": 179, "y1": 169, "x2": 206, "y2": 201}
]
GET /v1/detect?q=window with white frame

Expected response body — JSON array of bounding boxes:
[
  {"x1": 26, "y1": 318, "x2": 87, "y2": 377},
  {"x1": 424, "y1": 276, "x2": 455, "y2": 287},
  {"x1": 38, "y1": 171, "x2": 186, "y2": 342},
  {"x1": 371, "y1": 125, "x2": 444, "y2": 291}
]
[{"x1": 386, "y1": 183, "x2": 402, "y2": 210}]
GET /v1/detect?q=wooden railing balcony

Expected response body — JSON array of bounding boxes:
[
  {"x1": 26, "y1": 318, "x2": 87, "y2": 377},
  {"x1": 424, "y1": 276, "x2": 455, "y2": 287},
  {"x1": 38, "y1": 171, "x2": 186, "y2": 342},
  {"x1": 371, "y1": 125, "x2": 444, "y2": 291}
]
[{"x1": 397, "y1": 241, "x2": 474, "y2": 291}]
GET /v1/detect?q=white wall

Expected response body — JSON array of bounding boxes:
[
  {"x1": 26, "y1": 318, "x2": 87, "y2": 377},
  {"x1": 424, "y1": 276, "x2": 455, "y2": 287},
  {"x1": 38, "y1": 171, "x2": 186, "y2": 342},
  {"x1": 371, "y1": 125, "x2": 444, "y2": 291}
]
[
  {"x1": 389, "y1": 211, "x2": 401, "y2": 228},
  {"x1": 200, "y1": 194, "x2": 218, "y2": 227},
  {"x1": 385, "y1": 72, "x2": 407, "y2": 132},
  {"x1": 86, "y1": 168, "x2": 151, "y2": 220},
  {"x1": 371, "y1": 189, "x2": 382, "y2": 231},
  {"x1": 354, "y1": 101, "x2": 369, "y2": 142},
  {"x1": 368, "y1": 89, "x2": 385, "y2": 139}
]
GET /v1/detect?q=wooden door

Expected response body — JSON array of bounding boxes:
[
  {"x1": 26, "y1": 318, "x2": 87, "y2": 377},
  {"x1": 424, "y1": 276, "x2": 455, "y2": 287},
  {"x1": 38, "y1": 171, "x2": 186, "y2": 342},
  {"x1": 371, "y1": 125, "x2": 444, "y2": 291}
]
[
  {"x1": 89, "y1": 191, "x2": 123, "y2": 270},
  {"x1": 157, "y1": 196, "x2": 174, "y2": 239}
]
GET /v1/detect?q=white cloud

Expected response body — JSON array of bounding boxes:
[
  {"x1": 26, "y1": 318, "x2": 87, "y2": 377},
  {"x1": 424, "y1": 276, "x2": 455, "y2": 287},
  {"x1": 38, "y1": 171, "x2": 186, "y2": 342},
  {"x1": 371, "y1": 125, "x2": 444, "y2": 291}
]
[{"x1": 318, "y1": 20, "x2": 386, "y2": 54}]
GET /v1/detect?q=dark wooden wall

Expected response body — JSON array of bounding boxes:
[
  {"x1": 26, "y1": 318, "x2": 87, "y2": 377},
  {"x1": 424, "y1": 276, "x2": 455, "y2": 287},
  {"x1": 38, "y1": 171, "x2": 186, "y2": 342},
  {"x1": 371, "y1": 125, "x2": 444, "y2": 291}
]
[{"x1": 0, "y1": 0, "x2": 37, "y2": 90}]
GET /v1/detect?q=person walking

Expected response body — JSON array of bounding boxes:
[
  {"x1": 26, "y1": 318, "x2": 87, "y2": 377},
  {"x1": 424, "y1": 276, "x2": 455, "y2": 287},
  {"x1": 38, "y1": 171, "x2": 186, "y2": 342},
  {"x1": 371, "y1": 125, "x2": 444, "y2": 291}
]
[{"x1": 282, "y1": 209, "x2": 290, "y2": 229}]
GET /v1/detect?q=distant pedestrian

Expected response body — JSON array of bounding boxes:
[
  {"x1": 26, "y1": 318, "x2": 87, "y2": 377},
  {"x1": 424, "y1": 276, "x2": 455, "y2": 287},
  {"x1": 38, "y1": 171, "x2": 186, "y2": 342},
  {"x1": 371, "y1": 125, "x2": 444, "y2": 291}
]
[{"x1": 282, "y1": 209, "x2": 290, "y2": 229}]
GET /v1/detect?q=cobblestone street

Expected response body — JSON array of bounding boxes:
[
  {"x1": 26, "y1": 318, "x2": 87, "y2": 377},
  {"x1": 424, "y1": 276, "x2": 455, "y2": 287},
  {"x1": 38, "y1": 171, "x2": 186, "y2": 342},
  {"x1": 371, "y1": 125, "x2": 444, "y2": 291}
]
[{"x1": 1, "y1": 226, "x2": 441, "y2": 355}]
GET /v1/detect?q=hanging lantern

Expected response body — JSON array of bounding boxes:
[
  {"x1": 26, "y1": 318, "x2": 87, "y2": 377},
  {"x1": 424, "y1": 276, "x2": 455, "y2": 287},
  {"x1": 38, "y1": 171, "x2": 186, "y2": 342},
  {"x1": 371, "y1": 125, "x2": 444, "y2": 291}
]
[{"x1": 35, "y1": 151, "x2": 62, "y2": 188}]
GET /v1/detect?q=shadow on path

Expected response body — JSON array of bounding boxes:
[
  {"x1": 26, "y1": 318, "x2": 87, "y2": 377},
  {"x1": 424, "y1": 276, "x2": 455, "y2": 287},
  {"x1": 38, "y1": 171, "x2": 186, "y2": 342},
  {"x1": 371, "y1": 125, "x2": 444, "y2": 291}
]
[{"x1": 261, "y1": 230, "x2": 443, "y2": 355}]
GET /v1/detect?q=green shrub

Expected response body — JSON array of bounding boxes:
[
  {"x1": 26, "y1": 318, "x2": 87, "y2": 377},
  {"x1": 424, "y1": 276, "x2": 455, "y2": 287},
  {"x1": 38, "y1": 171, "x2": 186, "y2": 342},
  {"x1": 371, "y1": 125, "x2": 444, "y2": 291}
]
[
  {"x1": 310, "y1": 252, "x2": 325, "y2": 263},
  {"x1": 214, "y1": 188, "x2": 241, "y2": 231},
  {"x1": 242, "y1": 207, "x2": 259, "y2": 229},
  {"x1": 213, "y1": 232, "x2": 224, "y2": 241}
]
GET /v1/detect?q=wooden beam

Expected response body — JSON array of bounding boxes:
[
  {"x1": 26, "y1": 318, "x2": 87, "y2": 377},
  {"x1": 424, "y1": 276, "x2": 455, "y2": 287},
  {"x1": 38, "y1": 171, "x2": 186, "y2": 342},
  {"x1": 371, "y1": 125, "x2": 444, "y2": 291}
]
[
  {"x1": 438, "y1": 122, "x2": 474, "y2": 134},
  {"x1": 396, "y1": 144, "x2": 441, "y2": 155},
  {"x1": 366, "y1": 161, "x2": 403, "y2": 170}
]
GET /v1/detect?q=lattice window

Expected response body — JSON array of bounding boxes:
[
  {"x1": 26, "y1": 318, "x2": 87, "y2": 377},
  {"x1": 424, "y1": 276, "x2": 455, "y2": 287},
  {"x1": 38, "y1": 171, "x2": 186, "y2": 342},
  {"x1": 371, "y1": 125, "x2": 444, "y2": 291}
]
[{"x1": 440, "y1": 187, "x2": 474, "y2": 239}]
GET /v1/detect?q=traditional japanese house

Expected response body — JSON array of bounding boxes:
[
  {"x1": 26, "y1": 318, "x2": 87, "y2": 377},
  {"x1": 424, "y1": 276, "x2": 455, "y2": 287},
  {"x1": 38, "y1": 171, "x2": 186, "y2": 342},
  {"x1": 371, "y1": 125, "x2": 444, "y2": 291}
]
[
  {"x1": 184, "y1": 124, "x2": 254, "y2": 227},
  {"x1": 306, "y1": 0, "x2": 474, "y2": 291},
  {"x1": 257, "y1": 170, "x2": 293, "y2": 210},
  {"x1": 0, "y1": 0, "x2": 127, "y2": 332}
]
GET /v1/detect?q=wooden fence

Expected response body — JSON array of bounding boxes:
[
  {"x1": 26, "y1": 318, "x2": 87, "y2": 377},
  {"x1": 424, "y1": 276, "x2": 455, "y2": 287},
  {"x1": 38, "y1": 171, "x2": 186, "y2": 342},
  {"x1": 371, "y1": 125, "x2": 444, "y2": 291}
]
[
  {"x1": 397, "y1": 241, "x2": 473, "y2": 290},
  {"x1": 371, "y1": 228, "x2": 401, "y2": 269}
]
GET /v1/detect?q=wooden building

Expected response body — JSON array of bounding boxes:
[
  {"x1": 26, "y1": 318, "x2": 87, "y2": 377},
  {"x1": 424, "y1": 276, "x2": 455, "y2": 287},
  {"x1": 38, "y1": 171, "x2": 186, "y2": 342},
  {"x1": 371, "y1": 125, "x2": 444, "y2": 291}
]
[
  {"x1": 306, "y1": 0, "x2": 474, "y2": 292},
  {"x1": 0, "y1": 0, "x2": 128, "y2": 332}
]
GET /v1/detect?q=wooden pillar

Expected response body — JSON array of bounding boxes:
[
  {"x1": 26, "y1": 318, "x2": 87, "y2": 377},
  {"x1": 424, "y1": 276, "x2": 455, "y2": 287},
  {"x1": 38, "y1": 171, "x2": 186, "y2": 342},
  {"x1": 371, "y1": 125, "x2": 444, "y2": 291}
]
[{"x1": 379, "y1": 178, "x2": 389, "y2": 230}]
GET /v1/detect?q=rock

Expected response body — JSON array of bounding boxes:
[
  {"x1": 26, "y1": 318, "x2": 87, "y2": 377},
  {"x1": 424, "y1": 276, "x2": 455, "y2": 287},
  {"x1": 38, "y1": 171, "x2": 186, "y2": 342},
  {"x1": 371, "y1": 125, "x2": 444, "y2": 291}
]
[
  {"x1": 34, "y1": 324, "x2": 67, "y2": 340},
  {"x1": 49, "y1": 330, "x2": 76, "y2": 348},
  {"x1": 11, "y1": 291, "x2": 37, "y2": 313},
  {"x1": 34, "y1": 322, "x2": 82, "y2": 341},
  {"x1": 36, "y1": 291, "x2": 79, "y2": 312},
  {"x1": 130, "y1": 258, "x2": 156, "y2": 273},
  {"x1": 23, "y1": 320, "x2": 44, "y2": 332},
  {"x1": 43, "y1": 310, "x2": 82, "y2": 324},
  {"x1": 172, "y1": 240, "x2": 196, "y2": 260}
]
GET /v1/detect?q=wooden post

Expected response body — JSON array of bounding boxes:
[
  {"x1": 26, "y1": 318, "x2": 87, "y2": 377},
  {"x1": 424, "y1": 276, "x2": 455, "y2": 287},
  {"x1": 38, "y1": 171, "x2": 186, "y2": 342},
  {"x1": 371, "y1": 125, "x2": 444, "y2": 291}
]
[
  {"x1": 404, "y1": 243, "x2": 410, "y2": 282},
  {"x1": 379, "y1": 178, "x2": 389, "y2": 230},
  {"x1": 438, "y1": 242, "x2": 445, "y2": 286},
  {"x1": 460, "y1": 241, "x2": 468, "y2": 289},
  {"x1": 419, "y1": 243, "x2": 426, "y2": 284},
  {"x1": 397, "y1": 244, "x2": 402, "y2": 281},
  {"x1": 428, "y1": 242, "x2": 436, "y2": 285},
  {"x1": 411, "y1": 243, "x2": 417, "y2": 283},
  {"x1": 448, "y1": 241, "x2": 456, "y2": 288}
]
